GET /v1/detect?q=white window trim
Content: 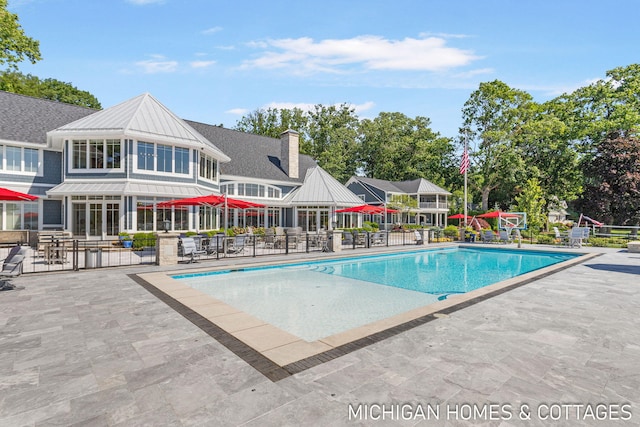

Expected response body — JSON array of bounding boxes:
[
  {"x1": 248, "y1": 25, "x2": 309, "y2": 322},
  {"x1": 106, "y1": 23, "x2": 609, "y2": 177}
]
[
  {"x1": 68, "y1": 139, "x2": 125, "y2": 173},
  {"x1": 0, "y1": 145, "x2": 44, "y2": 177},
  {"x1": 221, "y1": 181, "x2": 282, "y2": 200},
  {"x1": 133, "y1": 141, "x2": 192, "y2": 177},
  {"x1": 198, "y1": 152, "x2": 219, "y2": 184}
]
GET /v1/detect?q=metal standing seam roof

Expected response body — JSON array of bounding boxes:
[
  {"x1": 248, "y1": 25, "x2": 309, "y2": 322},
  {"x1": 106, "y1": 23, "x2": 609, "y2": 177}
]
[
  {"x1": 284, "y1": 166, "x2": 364, "y2": 206},
  {"x1": 46, "y1": 181, "x2": 211, "y2": 198},
  {"x1": 354, "y1": 176, "x2": 451, "y2": 195},
  {"x1": 47, "y1": 93, "x2": 230, "y2": 162}
]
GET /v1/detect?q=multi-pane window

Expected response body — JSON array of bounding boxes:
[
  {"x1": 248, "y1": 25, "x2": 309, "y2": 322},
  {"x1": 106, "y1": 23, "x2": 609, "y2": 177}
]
[
  {"x1": 24, "y1": 149, "x2": 38, "y2": 172},
  {"x1": 226, "y1": 182, "x2": 280, "y2": 199},
  {"x1": 199, "y1": 153, "x2": 217, "y2": 181},
  {"x1": 175, "y1": 147, "x2": 189, "y2": 174},
  {"x1": 157, "y1": 144, "x2": 172, "y2": 172},
  {"x1": 6, "y1": 147, "x2": 21, "y2": 171},
  {"x1": 73, "y1": 139, "x2": 121, "y2": 170},
  {"x1": 137, "y1": 141, "x2": 154, "y2": 171},
  {"x1": 106, "y1": 139, "x2": 121, "y2": 169},
  {"x1": 137, "y1": 142, "x2": 189, "y2": 174},
  {"x1": 0, "y1": 146, "x2": 40, "y2": 173},
  {"x1": 73, "y1": 140, "x2": 87, "y2": 169}
]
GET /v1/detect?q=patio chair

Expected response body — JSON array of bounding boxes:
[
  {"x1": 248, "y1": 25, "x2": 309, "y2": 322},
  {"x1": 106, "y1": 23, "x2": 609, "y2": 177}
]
[
  {"x1": 414, "y1": 230, "x2": 424, "y2": 245},
  {"x1": 342, "y1": 231, "x2": 354, "y2": 247},
  {"x1": 227, "y1": 235, "x2": 246, "y2": 254},
  {"x1": 498, "y1": 230, "x2": 512, "y2": 244},
  {"x1": 178, "y1": 237, "x2": 206, "y2": 263},
  {"x1": 0, "y1": 252, "x2": 26, "y2": 291},
  {"x1": 206, "y1": 234, "x2": 225, "y2": 255},
  {"x1": 481, "y1": 230, "x2": 497, "y2": 243},
  {"x1": 370, "y1": 231, "x2": 385, "y2": 246},
  {"x1": 568, "y1": 227, "x2": 584, "y2": 248}
]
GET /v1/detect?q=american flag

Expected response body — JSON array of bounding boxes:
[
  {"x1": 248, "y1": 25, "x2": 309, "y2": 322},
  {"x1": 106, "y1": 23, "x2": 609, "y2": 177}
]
[{"x1": 459, "y1": 147, "x2": 470, "y2": 175}]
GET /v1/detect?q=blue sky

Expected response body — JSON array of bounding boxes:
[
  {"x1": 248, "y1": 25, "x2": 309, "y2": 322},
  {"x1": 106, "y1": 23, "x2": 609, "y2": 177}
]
[{"x1": 9, "y1": 0, "x2": 639, "y2": 138}]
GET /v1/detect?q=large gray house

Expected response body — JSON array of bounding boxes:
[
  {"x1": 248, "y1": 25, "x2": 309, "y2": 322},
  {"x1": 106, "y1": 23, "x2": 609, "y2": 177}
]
[
  {"x1": 345, "y1": 176, "x2": 451, "y2": 227},
  {"x1": 0, "y1": 91, "x2": 364, "y2": 239}
]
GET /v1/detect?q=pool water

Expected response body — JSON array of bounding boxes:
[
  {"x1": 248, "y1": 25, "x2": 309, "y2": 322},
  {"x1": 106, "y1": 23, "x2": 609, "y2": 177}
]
[{"x1": 174, "y1": 247, "x2": 578, "y2": 342}]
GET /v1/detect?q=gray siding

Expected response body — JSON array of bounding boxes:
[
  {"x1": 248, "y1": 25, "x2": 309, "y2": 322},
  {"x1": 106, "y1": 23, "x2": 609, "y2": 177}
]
[{"x1": 42, "y1": 199, "x2": 62, "y2": 226}]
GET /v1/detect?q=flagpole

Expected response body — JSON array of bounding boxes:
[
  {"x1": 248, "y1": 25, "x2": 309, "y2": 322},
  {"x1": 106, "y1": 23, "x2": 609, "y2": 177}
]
[{"x1": 463, "y1": 135, "x2": 468, "y2": 228}]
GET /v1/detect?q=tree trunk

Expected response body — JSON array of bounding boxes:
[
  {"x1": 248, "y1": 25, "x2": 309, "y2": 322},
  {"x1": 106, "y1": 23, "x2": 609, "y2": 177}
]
[{"x1": 481, "y1": 186, "x2": 491, "y2": 211}]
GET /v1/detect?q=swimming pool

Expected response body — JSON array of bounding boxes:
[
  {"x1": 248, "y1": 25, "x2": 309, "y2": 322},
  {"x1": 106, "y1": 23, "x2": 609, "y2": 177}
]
[{"x1": 173, "y1": 247, "x2": 579, "y2": 342}]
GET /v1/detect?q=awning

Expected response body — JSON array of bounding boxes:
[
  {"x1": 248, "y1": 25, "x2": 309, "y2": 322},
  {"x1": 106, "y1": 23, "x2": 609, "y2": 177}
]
[{"x1": 46, "y1": 181, "x2": 212, "y2": 198}]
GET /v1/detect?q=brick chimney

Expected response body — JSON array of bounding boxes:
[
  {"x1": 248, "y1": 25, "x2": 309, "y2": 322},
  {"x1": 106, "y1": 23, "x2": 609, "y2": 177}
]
[{"x1": 280, "y1": 129, "x2": 299, "y2": 179}]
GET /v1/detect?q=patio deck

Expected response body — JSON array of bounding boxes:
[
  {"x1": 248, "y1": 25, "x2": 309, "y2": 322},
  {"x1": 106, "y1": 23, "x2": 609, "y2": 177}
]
[{"x1": 0, "y1": 245, "x2": 638, "y2": 425}]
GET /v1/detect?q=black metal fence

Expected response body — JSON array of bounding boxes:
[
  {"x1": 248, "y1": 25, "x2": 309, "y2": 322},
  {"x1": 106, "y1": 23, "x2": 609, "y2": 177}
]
[
  {"x1": 176, "y1": 229, "x2": 432, "y2": 262},
  {"x1": 3, "y1": 230, "x2": 436, "y2": 274}
]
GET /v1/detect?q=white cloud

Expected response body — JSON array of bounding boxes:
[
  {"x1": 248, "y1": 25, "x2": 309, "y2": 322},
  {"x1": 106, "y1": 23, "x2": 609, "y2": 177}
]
[
  {"x1": 226, "y1": 108, "x2": 250, "y2": 115},
  {"x1": 135, "y1": 56, "x2": 178, "y2": 73},
  {"x1": 202, "y1": 26, "x2": 223, "y2": 35},
  {"x1": 451, "y1": 68, "x2": 494, "y2": 79},
  {"x1": 190, "y1": 60, "x2": 216, "y2": 69},
  {"x1": 242, "y1": 35, "x2": 481, "y2": 74}
]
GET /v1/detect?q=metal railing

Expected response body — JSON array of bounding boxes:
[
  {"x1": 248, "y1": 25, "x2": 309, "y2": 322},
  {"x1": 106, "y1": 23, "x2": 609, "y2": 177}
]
[{"x1": 5, "y1": 237, "x2": 158, "y2": 274}]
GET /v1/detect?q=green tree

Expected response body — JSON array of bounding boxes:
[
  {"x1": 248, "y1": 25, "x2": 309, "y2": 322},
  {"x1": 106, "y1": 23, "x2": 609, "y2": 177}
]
[
  {"x1": 513, "y1": 104, "x2": 582, "y2": 206},
  {"x1": 461, "y1": 80, "x2": 532, "y2": 210},
  {"x1": 554, "y1": 64, "x2": 640, "y2": 152},
  {"x1": 578, "y1": 132, "x2": 640, "y2": 226},
  {"x1": 234, "y1": 107, "x2": 308, "y2": 141},
  {"x1": 305, "y1": 103, "x2": 360, "y2": 183},
  {"x1": 358, "y1": 112, "x2": 455, "y2": 184},
  {"x1": 0, "y1": 71, "x2": 101, "y2": 108},
  {"x1": 514, "y1": 178, "x2": 546, "y2": 233},
  {"x1": 0, "y1": 0, "x2": 41, "y2": 69}
]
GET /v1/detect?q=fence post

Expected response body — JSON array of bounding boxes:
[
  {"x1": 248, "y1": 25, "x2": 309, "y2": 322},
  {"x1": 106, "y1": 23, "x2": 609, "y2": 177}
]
[
  {"x1": 306, "y1": 233, "x2": 309, "y2": 253},
  {"x1": 285, "y1": 233, "x2": 289, "y2": 255},
  {"x1": 73, "y1": 239, "x2": 79, "y2": 271},
  {"x1": 252, "y1": 235, "x2": 256, "y2": 257}
]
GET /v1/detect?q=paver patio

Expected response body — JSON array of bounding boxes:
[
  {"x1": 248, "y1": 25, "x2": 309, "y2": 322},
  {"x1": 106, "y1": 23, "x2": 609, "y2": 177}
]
[{"x1": 0, "y1": 245, "x2": 638, "y2": 426}]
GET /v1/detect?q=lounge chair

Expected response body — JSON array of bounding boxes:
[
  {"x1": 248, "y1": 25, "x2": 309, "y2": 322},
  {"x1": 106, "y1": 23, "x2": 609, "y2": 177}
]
[
  {"x1": 227, "y1": 235, "x2": 246, "y2": 254},
  {"x1": 370, "y1": 231, "x2": 385, "y2": 246},
  {"x1": 481, "y1": 230, "x2": 497, "y2": 243},
  {"x1": 206, "y1": 234, "x2": 226, "y2": 255},
  {"x1": 0, "y1": 250, "x2": 26, "y2": 291},
  {"x1": 498, "y1": 230, "x2": 512, "y2": 244},
  {"x1": 178, "y1": 237, "x2": 206, "y2": 263},
  {"x1": 342, "y1": 232, "x2": 354, "y2": 247}
]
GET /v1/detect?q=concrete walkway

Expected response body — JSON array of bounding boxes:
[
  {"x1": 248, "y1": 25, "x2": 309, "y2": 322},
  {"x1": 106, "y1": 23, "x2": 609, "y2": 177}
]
[{"x1": 1, "y1": 246, "x2": 638, "y2": 426}]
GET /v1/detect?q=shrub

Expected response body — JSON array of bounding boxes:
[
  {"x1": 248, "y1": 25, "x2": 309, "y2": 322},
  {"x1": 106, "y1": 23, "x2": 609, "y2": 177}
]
[
  {"x1": 363, "y1": 221, "x2": 379, "y2": 231},
  {"x1": 443, "y1": 225, "x2": 459, "y2": 237},
  {"x1": 132, "y1": 232, "x2": 156, "y2": 249},
  {"x1": 536, "y1": 234, "x2": 554, "y2": 245}
]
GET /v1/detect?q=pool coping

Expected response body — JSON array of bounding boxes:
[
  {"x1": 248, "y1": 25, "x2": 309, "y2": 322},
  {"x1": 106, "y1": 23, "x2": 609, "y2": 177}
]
[{"x1": 131, "y1": 245, "x2": 600, "y2": 382}]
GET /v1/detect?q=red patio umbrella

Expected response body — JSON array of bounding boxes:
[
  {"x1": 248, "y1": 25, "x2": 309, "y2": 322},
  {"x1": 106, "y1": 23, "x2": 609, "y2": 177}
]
[
  {"x1": 0, "y1": 187, "x2": 38, "y2": 201},
  {"x1": 335, "y1": 204, "x2": 399, "y2": 214},
  {"x1": 160, "y1": 194, "x2": 265, "y2": 230},
  {"x1": 447, "y1": 213, "x2": 472, "y2": 220},
  {"x1": 477, "y1": 211, "x2": 519, "y2": 218}
]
